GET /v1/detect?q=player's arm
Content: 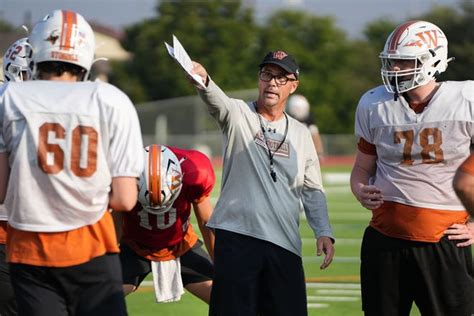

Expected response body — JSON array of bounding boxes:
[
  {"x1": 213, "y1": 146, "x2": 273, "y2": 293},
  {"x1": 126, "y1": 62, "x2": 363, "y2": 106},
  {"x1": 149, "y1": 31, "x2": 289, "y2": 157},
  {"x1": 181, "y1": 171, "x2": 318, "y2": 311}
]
[
  {"x1": 109, "y1": 177, "x2": 138, "y2": 211},
  {"x1": 112, "y1": 210, "x2": 124, "y2": 242},
  {"x1": 444, "y1": 220, "x2": 474, "y2": 247},
  {"x1": 309, "y1": 125, "x2": 324, "y2": 160},
  {"x1": 453, "y1": 168, "x2": 474, "y2": 217},
  {"x1": 350, "y1": 148, "x2": 383, "y2": 210},
  {"x1": 193, "y1": 196, "x2": 215, "y2": 261},
  {"x1": 312, "y1": 132, "x2": 324, "y2": 160},
  {"x1": 0, "y1": 152, "x2": 9, "y2": 203},
  {"x1": 449, "y1": 165, "x2": 474, "y2": 247}
]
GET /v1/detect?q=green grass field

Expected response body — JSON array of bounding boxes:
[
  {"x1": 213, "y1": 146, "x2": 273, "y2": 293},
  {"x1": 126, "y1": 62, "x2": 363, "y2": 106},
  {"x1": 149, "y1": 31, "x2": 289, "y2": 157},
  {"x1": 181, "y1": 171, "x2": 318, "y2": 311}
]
[{"x1": 125, "y1": 165, "x2": 427, "y2": 315}]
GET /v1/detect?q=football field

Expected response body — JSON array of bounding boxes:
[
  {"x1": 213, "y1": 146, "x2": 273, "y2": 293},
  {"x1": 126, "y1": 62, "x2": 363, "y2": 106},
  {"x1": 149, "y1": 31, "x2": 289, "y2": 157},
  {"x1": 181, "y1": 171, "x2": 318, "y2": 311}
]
[{"x1": 125, "y1": 165, "x2": 427, "y2": 316}]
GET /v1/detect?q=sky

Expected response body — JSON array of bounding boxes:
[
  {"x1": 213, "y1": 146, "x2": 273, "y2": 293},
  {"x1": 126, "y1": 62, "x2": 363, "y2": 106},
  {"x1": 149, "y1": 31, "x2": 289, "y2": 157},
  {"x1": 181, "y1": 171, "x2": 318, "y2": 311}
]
[{"x1": 0, "y1": 0, "x2": 461, "y2": 38}]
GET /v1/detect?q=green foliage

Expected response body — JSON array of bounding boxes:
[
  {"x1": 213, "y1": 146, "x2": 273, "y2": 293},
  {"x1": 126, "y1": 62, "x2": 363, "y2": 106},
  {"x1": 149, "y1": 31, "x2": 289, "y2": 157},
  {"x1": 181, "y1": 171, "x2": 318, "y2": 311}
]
[
  {"x1": 363, "y1": 19, "x2": 397, "y2": 49},
  {"x1": 110, "y1": 0, "x2": 473, "y2": 134},
  {"x1": 260, "y1": 11, "x2": 366, "y2": 133},
  {"x1": 0, "y1": 19, "x2": 13, "y2": 32},
  {"x1": 112, "y1": 0, "x2": 259, "y2": 102},
  {"x1": 417, "y1": 0, "x2": 474, "y2": 82}
]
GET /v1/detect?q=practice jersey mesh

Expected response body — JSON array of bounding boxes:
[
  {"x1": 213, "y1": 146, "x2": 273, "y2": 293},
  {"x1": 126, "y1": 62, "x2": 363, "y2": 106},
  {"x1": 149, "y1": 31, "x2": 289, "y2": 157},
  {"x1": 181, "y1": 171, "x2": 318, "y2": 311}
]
[
  {"x1": 355, "y1": 81, "x2": 474, "y2": 241},
  {"x1": 0, "y1": 80, "x2": 144, "y2": 232}
]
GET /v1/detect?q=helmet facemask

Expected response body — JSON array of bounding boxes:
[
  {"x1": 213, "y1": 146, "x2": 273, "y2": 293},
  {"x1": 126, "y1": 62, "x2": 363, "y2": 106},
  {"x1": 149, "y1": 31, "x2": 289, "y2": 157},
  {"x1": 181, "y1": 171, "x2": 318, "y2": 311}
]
[
  {"x1": 4, "y1": 63, "x2": 28, "y2": 82},
  {"x1": 3, "y1": 38, "x2": 32, "y2": 82}
]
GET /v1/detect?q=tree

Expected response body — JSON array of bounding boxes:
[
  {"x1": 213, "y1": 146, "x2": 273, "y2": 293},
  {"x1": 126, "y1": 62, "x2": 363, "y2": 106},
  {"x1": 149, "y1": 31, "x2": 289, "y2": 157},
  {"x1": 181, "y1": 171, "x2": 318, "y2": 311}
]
[
  {"x1": 259, "y1": 10, "x2": 380, "y2": 133},
  {"x1": 111, "y1": 0, "x2": 259, "y2": 103},
  {"x1": 0, "y1": 19, "x2": 13, "y2": 32},
  {"x1": 418, "y1": 0, "x2": 474, "y2": 81},
  {"x1": 110, "y1": 0, "x2": 473, "y2": 134}
]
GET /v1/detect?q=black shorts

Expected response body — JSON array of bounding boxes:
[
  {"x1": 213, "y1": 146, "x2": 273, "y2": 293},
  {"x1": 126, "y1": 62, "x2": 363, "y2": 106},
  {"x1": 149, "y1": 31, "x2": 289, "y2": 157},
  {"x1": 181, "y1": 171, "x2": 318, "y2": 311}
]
[
  {"x1": 360, "y1": 226, "x2": 474, "y2": 316},
  {"x1": 120, "y1": 239, "x2": 213, "y2": 288},
  {"x1": 9, "y1": 253, "x2": 126, "y2": 316},
  {"x1": 209, "y1": 229, "x2": 307, "y2": 316},
  {"x1": 0, "y1": 244, "x2": 17, "y2": 315}
]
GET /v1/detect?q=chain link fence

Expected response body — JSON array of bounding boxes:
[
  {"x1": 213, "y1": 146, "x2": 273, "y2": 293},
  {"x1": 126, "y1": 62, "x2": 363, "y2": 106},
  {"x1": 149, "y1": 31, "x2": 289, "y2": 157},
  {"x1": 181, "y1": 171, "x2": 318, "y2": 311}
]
[{"x1": 136, "y1": 91, "x2": 358, "y2": 159}]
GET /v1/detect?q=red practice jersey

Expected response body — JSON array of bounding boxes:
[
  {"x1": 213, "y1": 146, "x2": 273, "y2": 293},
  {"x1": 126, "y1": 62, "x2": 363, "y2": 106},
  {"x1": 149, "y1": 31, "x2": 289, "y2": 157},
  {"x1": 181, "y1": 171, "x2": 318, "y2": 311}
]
[{"x1": 122, "y1": 148, "x2": 215, "y2": 257}]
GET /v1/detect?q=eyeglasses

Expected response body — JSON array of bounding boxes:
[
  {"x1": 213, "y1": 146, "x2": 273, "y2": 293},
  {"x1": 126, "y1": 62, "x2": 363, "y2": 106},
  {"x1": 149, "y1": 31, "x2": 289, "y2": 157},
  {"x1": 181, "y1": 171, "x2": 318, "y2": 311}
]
[{"x1": 259, "y1": 71, "x2": 297, "y2": 85}]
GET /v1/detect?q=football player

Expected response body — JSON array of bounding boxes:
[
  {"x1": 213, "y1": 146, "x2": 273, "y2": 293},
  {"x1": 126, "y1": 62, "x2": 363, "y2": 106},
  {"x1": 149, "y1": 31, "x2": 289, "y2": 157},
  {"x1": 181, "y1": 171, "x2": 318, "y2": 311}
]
[
  {"x1": 2, "y1": 37, "x2": 31, "y2": 82},
  {"x1": 286, "y1": 94, "x2": 325, "y2": 161},
  {"x1": 115, "y1": 144, "x2": 215, "y2": 303},
  {"x1": 350, "y1": 20, "x2": 474, "y2": 315},
  {"x1": 0, "y1": 9, "x2": 143, "y2": 316},
  {"x1": 0, "y1": 36, "x2": 31, "y2": 316}
]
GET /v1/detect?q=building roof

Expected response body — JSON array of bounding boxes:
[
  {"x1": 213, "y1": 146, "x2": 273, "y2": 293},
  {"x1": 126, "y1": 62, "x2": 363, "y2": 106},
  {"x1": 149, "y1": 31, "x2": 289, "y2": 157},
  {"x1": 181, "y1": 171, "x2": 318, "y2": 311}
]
[{"x1": 0, "y1": 22, "x2": 130, "y2": 79}]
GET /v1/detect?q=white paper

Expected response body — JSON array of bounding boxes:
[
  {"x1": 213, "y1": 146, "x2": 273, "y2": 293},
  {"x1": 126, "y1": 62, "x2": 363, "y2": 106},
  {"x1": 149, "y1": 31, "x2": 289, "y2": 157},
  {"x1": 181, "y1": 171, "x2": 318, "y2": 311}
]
[{"x1": 164, "y1": 35, "x2": 206, "y2": 89}]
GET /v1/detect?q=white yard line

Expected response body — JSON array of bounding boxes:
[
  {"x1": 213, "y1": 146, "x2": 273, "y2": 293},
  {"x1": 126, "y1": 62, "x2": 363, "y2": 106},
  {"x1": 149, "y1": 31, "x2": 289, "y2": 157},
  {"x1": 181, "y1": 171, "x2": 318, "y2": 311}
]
[
  {"x1": 140, "y1": 280, "x2": 361, "y2": 309},
  {"x1": 314, "y1": 289, "x2": 360, "y2": 295},
  {"x1": 307, "y1": 296, "x2": 359, "y2": 302},
  {"x1": 307, "y1": 303, "x2": 329, "y2": 309},
  {"x1": 306, "y1": 283, "x2": 360, "y2": 289},
  {"x1": 323, "y1": 173, "x2": 351, "y2": 184}
]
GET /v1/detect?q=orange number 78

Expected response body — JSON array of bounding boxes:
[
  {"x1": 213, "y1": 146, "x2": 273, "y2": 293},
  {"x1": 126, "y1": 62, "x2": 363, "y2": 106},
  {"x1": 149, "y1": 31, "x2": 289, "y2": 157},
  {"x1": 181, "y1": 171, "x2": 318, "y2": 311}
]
[{"x1": 394, "y1": 128, "x2": 444, "y2": 165}]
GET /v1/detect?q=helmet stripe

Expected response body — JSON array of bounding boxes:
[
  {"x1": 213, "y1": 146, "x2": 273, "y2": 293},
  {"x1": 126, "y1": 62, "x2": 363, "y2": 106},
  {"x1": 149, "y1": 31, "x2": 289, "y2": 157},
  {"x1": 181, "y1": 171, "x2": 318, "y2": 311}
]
[
  {"x1": 148, "y1": 144, "x2": 161, "y2": 206},
  {"x1": 60, "y1": 10, "x2": 78, "y2": 51},
  {"x1": 388, "y1": 20, "x2": 418, "y2": 53}
]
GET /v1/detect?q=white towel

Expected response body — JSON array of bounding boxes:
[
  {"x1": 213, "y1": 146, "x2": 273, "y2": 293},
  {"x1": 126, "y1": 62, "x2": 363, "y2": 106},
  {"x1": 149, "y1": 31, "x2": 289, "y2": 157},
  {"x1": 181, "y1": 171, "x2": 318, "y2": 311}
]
[{"x1": 151, "y1": 258, "x2": 185, "y2": 303}]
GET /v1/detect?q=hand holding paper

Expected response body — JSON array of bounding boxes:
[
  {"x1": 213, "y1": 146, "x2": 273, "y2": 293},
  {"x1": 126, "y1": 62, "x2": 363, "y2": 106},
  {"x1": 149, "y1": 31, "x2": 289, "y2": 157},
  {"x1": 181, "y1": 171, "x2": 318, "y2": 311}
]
[{"x1": 165, "y1": 35, "x2": 206, "y2": 89}]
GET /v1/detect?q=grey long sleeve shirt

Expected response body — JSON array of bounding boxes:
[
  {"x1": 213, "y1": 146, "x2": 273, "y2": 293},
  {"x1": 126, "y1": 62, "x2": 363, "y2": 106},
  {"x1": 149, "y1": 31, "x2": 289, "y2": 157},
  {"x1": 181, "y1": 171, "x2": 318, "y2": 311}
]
[{"x1": 198, "y1": 79, "x2": 334, "y2": 256}]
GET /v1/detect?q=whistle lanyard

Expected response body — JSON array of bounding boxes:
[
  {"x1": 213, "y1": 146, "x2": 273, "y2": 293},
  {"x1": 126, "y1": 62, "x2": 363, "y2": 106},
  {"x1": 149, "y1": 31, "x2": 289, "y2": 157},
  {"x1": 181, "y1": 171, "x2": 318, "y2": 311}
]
[{"x1": 257, "y1": 110, "x2": 289, "y2": 182}]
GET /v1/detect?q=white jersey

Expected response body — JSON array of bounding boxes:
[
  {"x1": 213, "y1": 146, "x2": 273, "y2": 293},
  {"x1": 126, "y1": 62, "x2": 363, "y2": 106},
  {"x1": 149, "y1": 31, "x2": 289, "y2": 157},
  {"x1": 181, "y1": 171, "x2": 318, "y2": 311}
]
[
  {"x1": 355, "y1": 81, "x2": 474, "y2": 210},
  {"x1": 0, "y1": 82, "x2": 5, "y2": 221},
  {"x1": 0, "y1": 80, "x2": 144, "y2": 232}
]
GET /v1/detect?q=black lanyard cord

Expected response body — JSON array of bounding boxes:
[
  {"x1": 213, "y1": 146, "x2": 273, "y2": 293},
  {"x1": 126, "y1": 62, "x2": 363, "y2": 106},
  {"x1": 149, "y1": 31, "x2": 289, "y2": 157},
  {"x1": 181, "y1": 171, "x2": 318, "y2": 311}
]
[{"x1": 257, "y1": 110, "x2": 289, "y2": 182}]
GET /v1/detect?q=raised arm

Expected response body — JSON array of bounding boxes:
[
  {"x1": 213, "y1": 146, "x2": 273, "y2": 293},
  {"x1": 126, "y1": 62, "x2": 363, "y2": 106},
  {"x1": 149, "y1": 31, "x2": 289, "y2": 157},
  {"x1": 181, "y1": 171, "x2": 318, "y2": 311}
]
[{"x1": 191, "y1": 61, "x2": 209, "y2": 88}]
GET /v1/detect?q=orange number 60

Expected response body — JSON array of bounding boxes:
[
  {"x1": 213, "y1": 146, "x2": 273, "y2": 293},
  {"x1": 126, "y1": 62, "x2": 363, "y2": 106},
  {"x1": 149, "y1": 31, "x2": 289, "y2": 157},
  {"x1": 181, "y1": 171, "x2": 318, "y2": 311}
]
[{"x1": 37, "y1": 122, "x2": 98, "y2": 177}]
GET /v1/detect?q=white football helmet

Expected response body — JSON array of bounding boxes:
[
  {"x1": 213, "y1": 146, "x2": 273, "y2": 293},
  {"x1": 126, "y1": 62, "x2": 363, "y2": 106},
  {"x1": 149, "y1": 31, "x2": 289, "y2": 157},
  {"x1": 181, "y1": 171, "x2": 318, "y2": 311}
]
[
  {"x1": 28, "y1": 9, "x2": 95, "y2": 79},
  {"x1": 380, "y1": 20, "x2": 452, "y2": 93},
  {"x1": 286, "y1": 94, "x2": 310, "y2": 121},
  {"x1": 3, "y1": 38, "x2": 31, "y2": 82},
  {"x1": 138, "y1": 145, "x2": 183, "y2": 215}
]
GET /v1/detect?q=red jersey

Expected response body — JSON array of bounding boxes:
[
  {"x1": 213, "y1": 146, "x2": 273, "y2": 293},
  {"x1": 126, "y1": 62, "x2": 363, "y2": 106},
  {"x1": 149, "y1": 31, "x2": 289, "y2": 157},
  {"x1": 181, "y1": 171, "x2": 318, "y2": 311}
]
[{"x1": 122, "y1": 148, "x2": 215, "y2": 258}]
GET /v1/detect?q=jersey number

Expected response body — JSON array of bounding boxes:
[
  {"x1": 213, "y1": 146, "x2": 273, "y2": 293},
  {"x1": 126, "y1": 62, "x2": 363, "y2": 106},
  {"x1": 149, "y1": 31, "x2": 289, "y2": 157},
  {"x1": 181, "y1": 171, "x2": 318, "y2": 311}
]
[
  {"x1": 37, "y1": 122, "x2": 98, "y2": 176},
  {"x1": 5, "y1": 45, "x2": 23, "y2": 61},
  {"x1": 138, "y1": 208, "x2": 177, "y2": 230},
  {"x1": 394, "y1": 128, "x2": 444, "y2": 165}
]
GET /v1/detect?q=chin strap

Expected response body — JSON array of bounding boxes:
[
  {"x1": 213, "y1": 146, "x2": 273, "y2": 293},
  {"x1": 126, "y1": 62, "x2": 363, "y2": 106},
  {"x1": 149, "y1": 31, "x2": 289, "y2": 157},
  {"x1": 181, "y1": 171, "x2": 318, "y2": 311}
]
[{"x1": 390, "y1": 77, "x2": 399, "y2": 101}]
